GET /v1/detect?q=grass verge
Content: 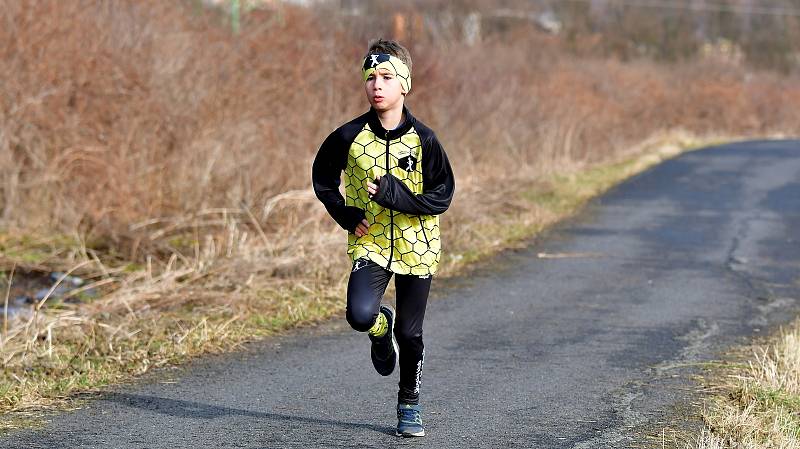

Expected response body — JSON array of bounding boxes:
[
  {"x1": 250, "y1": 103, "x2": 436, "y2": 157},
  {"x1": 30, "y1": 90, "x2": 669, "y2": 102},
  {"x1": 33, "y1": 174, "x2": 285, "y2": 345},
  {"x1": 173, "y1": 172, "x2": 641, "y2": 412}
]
[
  {"x1": 0, "y1": 131, "x2": 733, "y2": 432},
  {"x1": 688, "y1": 317, "x2": 800, "y2": 449}
]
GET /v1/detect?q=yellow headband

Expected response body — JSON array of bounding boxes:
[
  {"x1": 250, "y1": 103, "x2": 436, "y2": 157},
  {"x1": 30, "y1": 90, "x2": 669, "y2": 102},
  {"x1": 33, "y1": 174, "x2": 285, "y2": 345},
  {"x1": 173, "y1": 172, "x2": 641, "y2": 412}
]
[{"x1": 362, "y1": 53, "x2": 412, "y2": 94}]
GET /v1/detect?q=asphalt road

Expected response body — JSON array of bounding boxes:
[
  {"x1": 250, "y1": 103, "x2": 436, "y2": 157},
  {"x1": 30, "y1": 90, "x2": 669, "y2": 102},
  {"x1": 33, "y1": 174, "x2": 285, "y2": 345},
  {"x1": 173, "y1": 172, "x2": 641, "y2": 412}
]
[{"x1": 2, "y1": 139, "x2": 799, "y2": 448}]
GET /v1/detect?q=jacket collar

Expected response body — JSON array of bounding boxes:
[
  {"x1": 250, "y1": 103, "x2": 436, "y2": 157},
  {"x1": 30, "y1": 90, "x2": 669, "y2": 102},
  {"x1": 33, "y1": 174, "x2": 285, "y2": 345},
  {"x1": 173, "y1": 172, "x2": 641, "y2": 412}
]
[{"x1": 367, "y1": 105, "x2": 415, "y2": 140}]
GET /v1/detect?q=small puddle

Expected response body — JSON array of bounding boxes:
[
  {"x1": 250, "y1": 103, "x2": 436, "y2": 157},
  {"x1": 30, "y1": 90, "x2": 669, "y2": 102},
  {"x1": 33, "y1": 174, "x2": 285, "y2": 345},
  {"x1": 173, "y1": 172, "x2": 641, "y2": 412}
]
[{"x1": 1, "y1": 270, "x2": 99, "y2": 321}]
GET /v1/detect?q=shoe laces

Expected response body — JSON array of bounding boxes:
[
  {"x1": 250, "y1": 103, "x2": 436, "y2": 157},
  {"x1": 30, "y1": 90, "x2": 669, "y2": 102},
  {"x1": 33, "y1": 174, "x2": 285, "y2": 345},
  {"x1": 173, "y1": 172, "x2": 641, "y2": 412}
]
[{"x1": 398, "y1": 406, "x2": 422, "y2": 425}]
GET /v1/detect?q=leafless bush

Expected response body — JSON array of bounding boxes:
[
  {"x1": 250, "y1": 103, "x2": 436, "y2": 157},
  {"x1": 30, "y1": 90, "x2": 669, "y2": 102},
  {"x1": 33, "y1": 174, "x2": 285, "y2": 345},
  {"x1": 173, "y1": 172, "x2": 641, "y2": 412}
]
[{"x1": 2, "y1": 0, "x2": 798, "y2": 266}]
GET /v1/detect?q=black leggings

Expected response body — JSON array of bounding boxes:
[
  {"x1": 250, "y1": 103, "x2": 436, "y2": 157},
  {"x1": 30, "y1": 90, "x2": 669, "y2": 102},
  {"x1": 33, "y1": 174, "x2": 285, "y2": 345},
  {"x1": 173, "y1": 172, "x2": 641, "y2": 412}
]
[{"x1": 346, "y1": 257, "x2": 431, "y2": 405}]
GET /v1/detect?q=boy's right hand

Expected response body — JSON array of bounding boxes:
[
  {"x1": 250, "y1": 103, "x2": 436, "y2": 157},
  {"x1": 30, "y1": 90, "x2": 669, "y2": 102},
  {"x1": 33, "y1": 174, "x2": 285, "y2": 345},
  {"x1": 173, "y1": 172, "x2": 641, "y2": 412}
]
[{"x1": 354, "y1": 219, "x2": 370, "y2": 237}]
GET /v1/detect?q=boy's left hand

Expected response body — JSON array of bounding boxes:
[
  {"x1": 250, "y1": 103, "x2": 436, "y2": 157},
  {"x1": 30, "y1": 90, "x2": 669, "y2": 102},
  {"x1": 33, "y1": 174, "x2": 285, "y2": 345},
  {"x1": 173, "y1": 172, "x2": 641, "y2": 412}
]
[{"x1": 367, "y1": 176, "x2": 380, "y2": 197}]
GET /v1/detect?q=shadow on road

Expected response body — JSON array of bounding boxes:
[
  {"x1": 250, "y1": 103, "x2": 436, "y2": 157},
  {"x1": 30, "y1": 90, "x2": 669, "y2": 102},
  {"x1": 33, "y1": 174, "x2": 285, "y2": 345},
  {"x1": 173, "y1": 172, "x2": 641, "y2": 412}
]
[{"x1": 101, "y1": 392, "x2": 395, "y2": 436}]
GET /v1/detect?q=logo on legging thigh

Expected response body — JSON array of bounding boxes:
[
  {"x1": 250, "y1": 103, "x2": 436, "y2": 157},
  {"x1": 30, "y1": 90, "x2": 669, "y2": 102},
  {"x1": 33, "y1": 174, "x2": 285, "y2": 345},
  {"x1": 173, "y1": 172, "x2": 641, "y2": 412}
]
[
  {"x1": 352, "y1": 258, "x2": 368, "y2": 273},
  {"x1": 413, "y1": 349, "x2": 425, "y2": 394}
]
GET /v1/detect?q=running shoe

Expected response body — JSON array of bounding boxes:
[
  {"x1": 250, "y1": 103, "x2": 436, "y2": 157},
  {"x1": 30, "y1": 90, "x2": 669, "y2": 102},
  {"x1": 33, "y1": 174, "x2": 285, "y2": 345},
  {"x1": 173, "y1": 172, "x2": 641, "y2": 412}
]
[
  {"x1": 369, "y1": 304, "x2": 397, "y2": 376},
  {"x1": 396, "y1": 403, "x2": 425, "y2": 437}
]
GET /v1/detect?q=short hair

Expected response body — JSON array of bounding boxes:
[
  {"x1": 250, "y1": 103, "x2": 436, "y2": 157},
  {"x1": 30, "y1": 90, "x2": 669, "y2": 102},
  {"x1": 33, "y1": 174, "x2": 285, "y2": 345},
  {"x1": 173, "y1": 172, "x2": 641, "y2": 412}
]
[{"x1": 365, "y1": 38, "x2": 412, "y2": 73}]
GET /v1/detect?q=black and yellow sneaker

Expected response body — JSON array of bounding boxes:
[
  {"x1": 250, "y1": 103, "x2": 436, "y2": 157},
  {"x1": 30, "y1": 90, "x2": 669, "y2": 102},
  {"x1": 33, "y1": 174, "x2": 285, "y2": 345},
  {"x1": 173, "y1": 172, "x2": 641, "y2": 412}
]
[{"x1": 368, "y1": 304, "x2": 398, "y2": 376}]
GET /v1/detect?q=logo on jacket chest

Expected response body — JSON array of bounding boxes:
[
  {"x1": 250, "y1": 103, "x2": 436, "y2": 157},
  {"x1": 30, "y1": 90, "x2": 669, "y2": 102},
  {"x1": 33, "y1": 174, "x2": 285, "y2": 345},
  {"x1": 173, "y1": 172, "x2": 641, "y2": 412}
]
[
  {"x1": 395, "y1": 149, "x2": 418, "y2": 172},
  {"x1": 398, "y1": 155, "x2": 417, "y2": 172}
]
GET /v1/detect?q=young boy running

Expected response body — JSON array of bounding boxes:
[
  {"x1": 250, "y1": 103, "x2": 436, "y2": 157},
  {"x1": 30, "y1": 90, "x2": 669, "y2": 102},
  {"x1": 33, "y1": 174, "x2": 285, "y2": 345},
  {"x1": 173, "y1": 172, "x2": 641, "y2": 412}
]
[{"x1": 311, "y1": 38, "x2": 455, "y2": 437}]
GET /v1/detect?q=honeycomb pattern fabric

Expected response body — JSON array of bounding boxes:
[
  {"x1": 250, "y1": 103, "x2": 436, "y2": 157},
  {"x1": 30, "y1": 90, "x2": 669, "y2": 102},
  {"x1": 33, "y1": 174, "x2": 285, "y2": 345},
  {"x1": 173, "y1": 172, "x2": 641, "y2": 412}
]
[
  {"x1": 344, "y1": 125, "x2": 440, "y2": 276},
  {"x1": 312, "y1": 106, "x2": 455, "y2": 277}
]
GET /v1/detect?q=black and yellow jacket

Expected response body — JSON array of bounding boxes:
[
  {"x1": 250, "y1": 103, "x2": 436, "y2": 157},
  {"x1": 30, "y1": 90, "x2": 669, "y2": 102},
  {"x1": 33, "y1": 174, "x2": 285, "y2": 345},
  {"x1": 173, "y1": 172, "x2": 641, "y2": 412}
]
[{"x1": 312, "y1": 106, "x2": 455, "y2": 277}]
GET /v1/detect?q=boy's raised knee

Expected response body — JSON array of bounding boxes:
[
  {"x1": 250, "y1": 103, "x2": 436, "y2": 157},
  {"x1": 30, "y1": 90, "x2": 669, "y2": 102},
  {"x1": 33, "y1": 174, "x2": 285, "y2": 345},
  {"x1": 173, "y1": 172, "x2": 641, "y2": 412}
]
[{"x1": 346, "y1": 305, "x2": 377, "y2": 332}]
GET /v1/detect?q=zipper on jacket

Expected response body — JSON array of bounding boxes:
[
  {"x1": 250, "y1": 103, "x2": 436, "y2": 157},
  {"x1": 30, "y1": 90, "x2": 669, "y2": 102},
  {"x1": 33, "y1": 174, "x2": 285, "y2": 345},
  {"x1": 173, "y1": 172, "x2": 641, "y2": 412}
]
[
  {"x1": 418, "y1": 216, "x2": 430, "y2": 247},
  {"x1": 385, "y1": 130, "x2": 394, "y2": 269}
]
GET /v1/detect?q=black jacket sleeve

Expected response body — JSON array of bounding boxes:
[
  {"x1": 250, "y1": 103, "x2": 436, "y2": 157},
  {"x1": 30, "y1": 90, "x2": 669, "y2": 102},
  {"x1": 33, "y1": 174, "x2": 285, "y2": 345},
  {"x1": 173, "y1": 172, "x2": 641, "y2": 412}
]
[
  {"x1": 312, "y1": 130, "x2": 365, "y2": 232},
  {"x1": 371, "y1": 132, "x2": 455, "y2": 215}
]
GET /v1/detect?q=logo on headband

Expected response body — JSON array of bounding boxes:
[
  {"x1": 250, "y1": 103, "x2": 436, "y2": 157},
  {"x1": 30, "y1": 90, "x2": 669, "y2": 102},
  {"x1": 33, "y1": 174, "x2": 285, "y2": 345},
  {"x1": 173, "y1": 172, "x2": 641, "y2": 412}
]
[{"x1": 365, "y1": 53, "x2": 390, "y2": 70}]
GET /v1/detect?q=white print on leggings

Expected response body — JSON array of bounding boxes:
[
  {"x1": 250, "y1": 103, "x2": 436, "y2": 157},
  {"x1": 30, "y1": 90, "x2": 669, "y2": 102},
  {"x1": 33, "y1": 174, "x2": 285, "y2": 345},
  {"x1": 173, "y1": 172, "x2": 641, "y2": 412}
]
[
  {"x1": 413, "y1": 349, "x2": 425, "y2": 394},
  {"x1": 352, "y1": 258, "x2": 368, "y2": 273}
]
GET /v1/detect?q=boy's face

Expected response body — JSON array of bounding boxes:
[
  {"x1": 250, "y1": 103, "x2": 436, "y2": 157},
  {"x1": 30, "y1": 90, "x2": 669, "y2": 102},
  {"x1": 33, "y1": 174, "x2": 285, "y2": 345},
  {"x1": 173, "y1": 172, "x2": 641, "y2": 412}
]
[{"x1": 365, "y1": 67, "x2": 404, "y2": 113}]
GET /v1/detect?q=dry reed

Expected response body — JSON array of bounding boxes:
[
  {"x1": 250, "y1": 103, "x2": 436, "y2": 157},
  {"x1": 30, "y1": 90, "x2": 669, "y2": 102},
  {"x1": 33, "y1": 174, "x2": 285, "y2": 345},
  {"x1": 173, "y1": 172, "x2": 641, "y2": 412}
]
[{"x1": 693, "y1": 322, "x2": 800, "y2": 448}]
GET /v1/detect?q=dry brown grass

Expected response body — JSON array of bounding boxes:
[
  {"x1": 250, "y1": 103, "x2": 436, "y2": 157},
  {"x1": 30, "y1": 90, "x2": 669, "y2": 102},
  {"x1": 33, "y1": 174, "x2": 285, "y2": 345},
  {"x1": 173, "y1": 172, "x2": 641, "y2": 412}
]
[
  {"x1": 691, "y1": 322, "x2": 800, "y2": 449},
  {"x1": 0, "y1": 0, "x2": 799, "y2": 422}
]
